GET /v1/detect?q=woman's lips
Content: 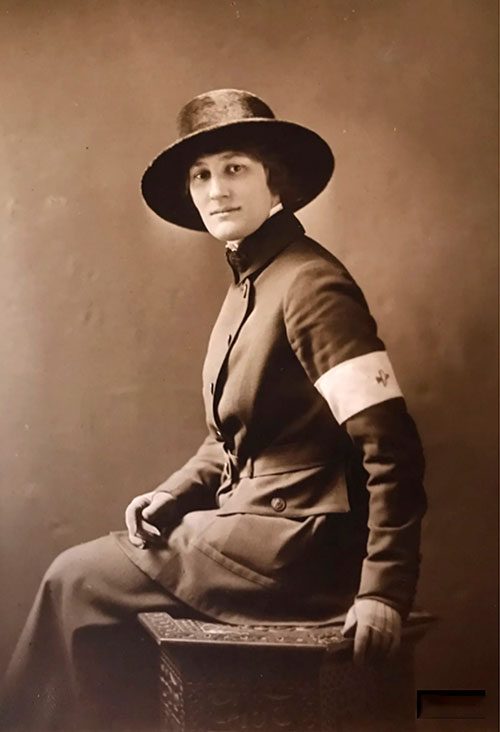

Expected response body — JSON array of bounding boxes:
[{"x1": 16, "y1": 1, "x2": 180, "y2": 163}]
[{"x1": 211, "y1": 207, "x2": 241, "y2": 216}]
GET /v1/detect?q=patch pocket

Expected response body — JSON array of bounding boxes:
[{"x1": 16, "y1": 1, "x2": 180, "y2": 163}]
[{"x1": 195, "y1": 511, "x2": 325, "y2": 583}]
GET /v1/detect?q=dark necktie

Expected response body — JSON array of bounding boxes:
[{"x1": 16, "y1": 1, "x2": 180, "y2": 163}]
[{"x1": 225, "y1": 247, "x2": 249, "y2": 274}]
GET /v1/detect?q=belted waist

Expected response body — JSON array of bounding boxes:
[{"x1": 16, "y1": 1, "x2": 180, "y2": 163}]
[
  {"x1": 222, "y1": 441, "x2": 337, "y2": 482},
  {"x1": 217, "y1": 439, "x2": 350, "y2": 516}
]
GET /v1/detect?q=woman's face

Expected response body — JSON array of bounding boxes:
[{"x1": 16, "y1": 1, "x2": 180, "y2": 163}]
[{"x1": 188, "y1": 151, "x2": 280, "y2": 241}]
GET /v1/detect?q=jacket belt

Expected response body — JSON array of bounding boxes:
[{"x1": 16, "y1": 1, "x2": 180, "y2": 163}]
[{"x1": 223, "y1": 441, "x2": 336, "y2": 482}]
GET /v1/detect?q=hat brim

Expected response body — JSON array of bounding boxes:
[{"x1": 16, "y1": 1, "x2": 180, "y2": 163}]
[{"x1": 141, "y1": 119, "x2": 334, "y2": 231}]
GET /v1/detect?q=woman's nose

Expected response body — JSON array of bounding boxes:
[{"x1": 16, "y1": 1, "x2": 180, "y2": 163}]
[{"x1": 208, "y1": 175, "x2": 229, "y2": 198}]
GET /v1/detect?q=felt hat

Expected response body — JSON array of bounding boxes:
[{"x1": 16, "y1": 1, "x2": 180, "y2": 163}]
[{"x1": 141, "y1": 88, "x2": 334, "y2": 231}]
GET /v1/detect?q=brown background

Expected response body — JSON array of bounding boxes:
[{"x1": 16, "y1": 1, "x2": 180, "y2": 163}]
[{"x1": 0, "y1": 0, "x2": 498, "y2": 729}]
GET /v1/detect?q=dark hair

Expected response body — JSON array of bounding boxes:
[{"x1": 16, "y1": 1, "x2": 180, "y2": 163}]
[{"x1": 183, "y1": 139, "x2": 301, "y2": 210}]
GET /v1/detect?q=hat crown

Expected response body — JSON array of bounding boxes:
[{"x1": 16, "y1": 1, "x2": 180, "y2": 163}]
[{"x1": 177, "y1": 89, "x2": 275, "y2": 137}]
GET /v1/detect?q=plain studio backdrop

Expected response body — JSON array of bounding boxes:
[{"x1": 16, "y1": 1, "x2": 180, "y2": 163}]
[{"x1": 0, "y1": 1, "x2": 498, "y2": 730}]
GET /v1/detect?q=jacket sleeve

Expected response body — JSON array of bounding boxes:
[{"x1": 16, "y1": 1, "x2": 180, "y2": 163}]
[
  {"x1": 153, "y1": 434, "x2": 225, "y2": 515},
  {"x1": 345, "y1": 400, "x2": 426, "y2": 618},
  {"x1": 284, "y1": 257, "x2": 427, "y2": 617}
]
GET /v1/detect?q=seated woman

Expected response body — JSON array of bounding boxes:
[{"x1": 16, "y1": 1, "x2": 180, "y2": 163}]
[{"x1": 0, "y1": 89, "x2": 426, "y2": 731}]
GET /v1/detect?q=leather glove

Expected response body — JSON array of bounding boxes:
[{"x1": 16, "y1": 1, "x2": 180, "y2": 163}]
[{"x1": 342, "y1": 598, "x2": 402, "y2": 665}]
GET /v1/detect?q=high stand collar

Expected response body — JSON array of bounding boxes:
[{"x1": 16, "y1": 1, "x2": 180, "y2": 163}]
[{"x1": 224, "y1": 210, "x2": 305, "y2": 284}]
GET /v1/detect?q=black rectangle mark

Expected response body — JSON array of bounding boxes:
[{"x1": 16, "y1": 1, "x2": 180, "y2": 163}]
[{"x1": 417, "y1": 690, "x2": 486, "y2": 719}]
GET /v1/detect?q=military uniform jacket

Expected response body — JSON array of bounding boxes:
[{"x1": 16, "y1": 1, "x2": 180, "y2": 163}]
[{"x1": 115, "y1": 210, "x2": 426, "y2": 623}]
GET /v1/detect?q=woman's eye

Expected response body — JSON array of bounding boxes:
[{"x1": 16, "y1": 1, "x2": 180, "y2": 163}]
[
  {"x1": 191, "y1": 170, "x2": 209, "y2": 182},
  {"x1": 228, "y1": 164, "x2": 243, "y2": 174}
]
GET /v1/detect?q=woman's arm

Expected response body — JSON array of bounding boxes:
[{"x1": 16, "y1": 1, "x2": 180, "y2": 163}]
[
  {"x1": 284, "y1": 255, "x2": 427, "y2": 660},
  {"x1": 153, "y1": 433, "x2": 226, "y2": 512},
  {"x1": 344, "y1": 399, "x2": 426, "y2": 618},
  {"x1": 125, "y1": 434, "x2": 225, "y2": 546},
  {"x1": 341, "y1": 399, "x2": 426, "y2": 663}
]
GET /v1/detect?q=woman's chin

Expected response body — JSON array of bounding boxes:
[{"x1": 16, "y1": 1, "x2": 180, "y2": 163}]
[{"x1": 207, "y1": 223, "x2": 247, "y2": 242}]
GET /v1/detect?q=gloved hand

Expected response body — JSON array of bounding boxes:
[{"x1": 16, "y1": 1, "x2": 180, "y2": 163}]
[
  {"x1": 125, "y1": 490, "x2": 178, "y2": 548},
  {"x1": 342, "y1": 598, "x2": 402, "y2": 665}
]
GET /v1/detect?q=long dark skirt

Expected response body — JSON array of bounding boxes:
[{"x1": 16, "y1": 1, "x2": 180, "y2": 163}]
[{"x1": 0, "y1": 535, "x2": 206, "y2": 732}]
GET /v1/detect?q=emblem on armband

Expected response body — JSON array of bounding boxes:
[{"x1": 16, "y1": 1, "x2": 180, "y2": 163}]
[
  {"x1": 314, "y1": 352, "x2": 402, "y2": 423},
  {"x1": 375, "y1": 369, "x2": 390, "y2": 387}
]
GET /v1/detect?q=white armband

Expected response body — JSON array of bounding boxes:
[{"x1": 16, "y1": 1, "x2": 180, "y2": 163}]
[{"x1": 315, "y1": 351, "x2": 403, "y2": 424}]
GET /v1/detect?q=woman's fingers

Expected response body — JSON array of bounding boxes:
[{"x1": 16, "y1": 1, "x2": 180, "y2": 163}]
[
  {"x1": 142, "y1": 492, "x2": 177, "y2": 524},
  {"x1": 139, "y1": 519, "x2": 161, "y2": 538},
  {"x1": 341, "y1": 605, "x2": 357, "y2": 637},
  {"x1": 353, "y1": 620, "x2": 372, "y2": 665},
  {"x1": 125, "y1": 496, "x2": 144, "y2": 540},
  {"x1": 387, "y1": 619, "x2": 402, "y2": 658},
  {"x1": 371, "y1": 626, "x2": 393, "y2": 663},
  {"x1": 125, "y1": 492, "x2": 155, "y2": 545},
  {"x1": 353, "y1": 623, "x2": 394, "y2": 665},
  {"x1": 142, "y1": 493, "x2": 178, "y2": 536},
  {"x1": 346, "y1": 598, "x2": 403, "y2": 665},
  {"x1": 125, "y1": 491, "x2": 177, "y2": 548}
]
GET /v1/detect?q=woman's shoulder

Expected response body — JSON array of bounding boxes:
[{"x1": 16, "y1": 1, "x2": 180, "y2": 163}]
[{"x1": 276, "y1": 233, "x2": 363, "y2": 297}]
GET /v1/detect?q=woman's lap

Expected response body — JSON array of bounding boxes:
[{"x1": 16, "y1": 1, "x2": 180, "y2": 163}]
[{"x1": 43, "y1": 533, "x2": 183, "y2": 625}]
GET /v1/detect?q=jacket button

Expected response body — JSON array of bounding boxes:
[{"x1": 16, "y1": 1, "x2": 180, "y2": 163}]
[
  {"x1": 271, "y1": 496, "x2": 286, "y2": 513},
  {"x1": 215, "y1": 429, "x2": 223, "y2": 440}
]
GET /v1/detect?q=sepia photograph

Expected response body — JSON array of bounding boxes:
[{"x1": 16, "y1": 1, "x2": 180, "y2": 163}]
[{"x1": 0, "y1": 1, "x2": 498, "y2": 730}]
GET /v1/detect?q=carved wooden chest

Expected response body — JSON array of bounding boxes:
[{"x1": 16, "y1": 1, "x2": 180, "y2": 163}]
[{"x1": 139, "y1": 611, "x2": 432, "y2": 732}]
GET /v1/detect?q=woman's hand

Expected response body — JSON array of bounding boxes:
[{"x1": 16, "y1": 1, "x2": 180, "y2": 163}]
[
  {"x1": 342, "y1": 598, "x2": 402, "y2": 665},
  {"x1": 125, "y1": 490, "x2": 178, "y2": 548}
]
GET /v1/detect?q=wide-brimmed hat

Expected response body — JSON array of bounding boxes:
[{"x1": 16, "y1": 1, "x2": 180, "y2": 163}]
[{"x1": 141, "y1": 89, "x2": 334, "y2": 231}]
